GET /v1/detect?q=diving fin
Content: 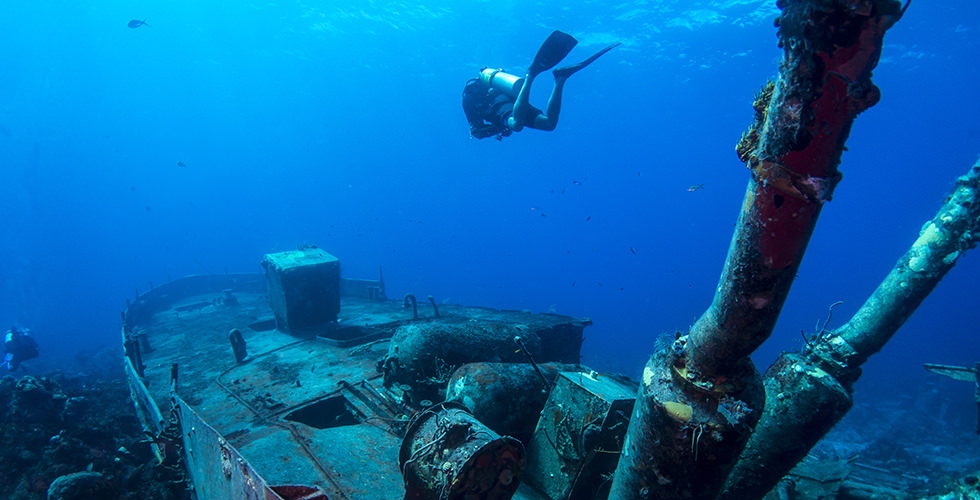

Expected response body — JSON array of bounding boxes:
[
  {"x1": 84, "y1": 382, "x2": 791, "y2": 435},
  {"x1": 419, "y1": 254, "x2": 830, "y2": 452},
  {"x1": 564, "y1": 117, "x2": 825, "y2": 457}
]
[
  {"x1": 528, "y1": 31, "x2": 578, "y2": 76},
  {"x1": 553, "y1": 42, "x2": 621, "y2": 80}
]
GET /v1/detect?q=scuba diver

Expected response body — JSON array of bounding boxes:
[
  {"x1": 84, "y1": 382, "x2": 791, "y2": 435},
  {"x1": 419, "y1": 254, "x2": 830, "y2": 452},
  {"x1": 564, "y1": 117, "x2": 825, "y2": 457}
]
[
  {"x1": 2, "y1": 326, "x2": 39, "y2": 372},
  {"x1": 463, "y1": 31, "x2": 620, "y2": 140}
]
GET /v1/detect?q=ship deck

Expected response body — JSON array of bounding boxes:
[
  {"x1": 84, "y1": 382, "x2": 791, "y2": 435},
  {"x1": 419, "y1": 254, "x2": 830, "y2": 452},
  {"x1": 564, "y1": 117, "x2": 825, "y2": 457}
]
[{"x1": 125, "y1": 273, "x2": 587, "y2": 499}]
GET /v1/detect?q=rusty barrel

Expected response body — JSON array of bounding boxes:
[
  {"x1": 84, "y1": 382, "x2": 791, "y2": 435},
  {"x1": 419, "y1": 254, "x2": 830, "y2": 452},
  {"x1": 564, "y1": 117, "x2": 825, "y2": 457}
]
[
  {"x1": 447, "y1": 362, "x2": 572, "y2": 444},
  {"x1": 399, "y1": 401, "x2": 525, "y2": 500}
]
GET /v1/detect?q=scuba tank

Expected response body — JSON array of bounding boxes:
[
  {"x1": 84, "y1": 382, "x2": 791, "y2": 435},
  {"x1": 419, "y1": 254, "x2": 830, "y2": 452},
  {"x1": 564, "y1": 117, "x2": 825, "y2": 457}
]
[{"x1": 479, "y1": 68, "x2": 524, "y2": 97}]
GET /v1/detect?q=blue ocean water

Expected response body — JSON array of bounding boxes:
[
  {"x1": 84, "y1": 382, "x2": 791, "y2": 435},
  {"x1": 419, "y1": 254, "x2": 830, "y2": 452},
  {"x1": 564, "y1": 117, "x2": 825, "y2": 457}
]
[{"x1": 1, "y1": 0, "x2": 978, "y2": 455}]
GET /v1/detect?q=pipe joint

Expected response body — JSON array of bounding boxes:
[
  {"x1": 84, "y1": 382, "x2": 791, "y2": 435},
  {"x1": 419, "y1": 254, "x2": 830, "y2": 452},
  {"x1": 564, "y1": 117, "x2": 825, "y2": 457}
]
[
  {"x1": 807, "y1": 334, "x2": 863, "y2": 387},
  {"x1": 673, "y1": 342, "x2": 757, "y2": 395}
]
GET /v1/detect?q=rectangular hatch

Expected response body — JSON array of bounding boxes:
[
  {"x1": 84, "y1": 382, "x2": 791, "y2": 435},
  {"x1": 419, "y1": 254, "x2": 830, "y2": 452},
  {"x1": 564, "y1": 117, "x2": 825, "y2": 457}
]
[{"x1": 284, "y1": 395, "x2": 363, "y2": 429}]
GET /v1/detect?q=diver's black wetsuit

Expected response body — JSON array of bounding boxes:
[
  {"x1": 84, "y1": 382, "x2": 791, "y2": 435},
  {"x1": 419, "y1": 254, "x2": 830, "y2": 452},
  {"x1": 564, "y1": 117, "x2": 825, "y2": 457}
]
[
  {"x1": 461, "y1": 79, "x2": 541, "y2": 140},
  {"x1": 3, "y1": 327, "x2": 38, "y2": 371},
  {"x1": 462, "y1": 79, "x2": 513, "y2": 140}
]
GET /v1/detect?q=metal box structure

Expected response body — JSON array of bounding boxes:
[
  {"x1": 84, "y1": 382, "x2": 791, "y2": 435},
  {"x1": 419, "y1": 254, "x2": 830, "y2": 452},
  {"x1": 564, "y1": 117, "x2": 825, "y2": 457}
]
[
  {"x1": 261, "y1": 248, "x2": 340, "y2": 332},
  {"x1": 524, "y1": 371, "x2": 636, "y2": 500}
]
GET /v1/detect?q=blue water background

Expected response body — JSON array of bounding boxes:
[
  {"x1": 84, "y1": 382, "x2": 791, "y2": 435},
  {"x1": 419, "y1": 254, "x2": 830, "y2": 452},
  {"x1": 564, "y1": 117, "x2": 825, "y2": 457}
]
[{"x1": 1, "y1": 0, "x2": 978, "y2": 443}]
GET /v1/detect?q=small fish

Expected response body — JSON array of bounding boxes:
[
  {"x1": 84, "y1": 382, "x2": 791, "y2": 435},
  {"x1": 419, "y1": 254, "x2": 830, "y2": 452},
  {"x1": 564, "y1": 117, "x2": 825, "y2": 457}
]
[
  {"x1": 630, "y1": 247, "x2": 637, "y2": 255},
  {"x1": 572, "y1": 180, "x2": 581, "y2": 185},
  {"x1": 128, "y1": 19, "x2": 150, "y2": 28},
  {"x1": 177, "y1": 160, "x2": 187, "y2": 167},
  {"x1": 687, "y1": 183, "x2": 705, "y2": 192},
  {"x1": 585, "y1": 216, "x2": 591, "y2": 222}
]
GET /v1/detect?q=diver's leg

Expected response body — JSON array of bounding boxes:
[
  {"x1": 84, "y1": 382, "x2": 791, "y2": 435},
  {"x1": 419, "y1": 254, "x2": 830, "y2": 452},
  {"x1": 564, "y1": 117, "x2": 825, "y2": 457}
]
[
  {"x1": 527, "y1": 43, "x2": 621, "y2": 131},
  {"x1": 508, "y1": 33, "x2": 582, "y2": 131},
  {"x1": 506, "y1": 72, "x2": 537, "y2": 132},
  {"x1": 526, "y1": 77, "x2": 568, "y2": 131}
]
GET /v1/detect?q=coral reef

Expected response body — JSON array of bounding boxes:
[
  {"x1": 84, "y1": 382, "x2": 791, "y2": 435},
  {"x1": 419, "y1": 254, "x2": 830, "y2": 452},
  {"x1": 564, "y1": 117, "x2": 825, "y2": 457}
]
[
  {"x1": 920, "y1": 473, "x2": 980, "y2": 500},
  {"x1": 0, "y1": 352, "x2": 189, "y2": 500}
]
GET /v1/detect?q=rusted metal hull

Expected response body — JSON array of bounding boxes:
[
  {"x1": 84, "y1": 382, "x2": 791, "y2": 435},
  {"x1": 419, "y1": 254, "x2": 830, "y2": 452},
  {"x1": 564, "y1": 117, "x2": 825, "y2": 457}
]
[{"x1": 177, "y1": 396, "x2": 285, "y2": 500}]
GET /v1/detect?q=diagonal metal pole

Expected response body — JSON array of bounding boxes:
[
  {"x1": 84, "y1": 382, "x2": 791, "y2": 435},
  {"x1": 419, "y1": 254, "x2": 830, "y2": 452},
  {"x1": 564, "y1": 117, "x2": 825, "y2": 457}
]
[
  {"x1": 722, "y1": 158, "x2": 980, "y2": 499},
  {"x1": 608, "y1": 1, "x2": 905, "y2": 499}
]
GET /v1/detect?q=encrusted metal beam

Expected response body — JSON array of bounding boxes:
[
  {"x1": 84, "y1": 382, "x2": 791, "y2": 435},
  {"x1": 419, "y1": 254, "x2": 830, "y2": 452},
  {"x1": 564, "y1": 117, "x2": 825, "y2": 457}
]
[
  {"x1": 722, "y1": 158, "x2": 980, "y2": 499},
  {"x1": 609, "y1": 1, "x2": 905, "y2": 498}
]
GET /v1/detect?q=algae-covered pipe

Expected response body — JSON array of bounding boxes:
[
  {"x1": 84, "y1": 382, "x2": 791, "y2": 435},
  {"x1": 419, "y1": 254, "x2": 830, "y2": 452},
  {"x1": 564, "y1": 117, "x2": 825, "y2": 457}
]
[
  {"x1": 721, "y1": 159, "x2": 980, "y2": 500},
  {"x1": 609, "y1": 1, "x2": 904, "y2": 499},
  {"x1": 831, "y1": 159, "x2": 980, "y2": 365}
]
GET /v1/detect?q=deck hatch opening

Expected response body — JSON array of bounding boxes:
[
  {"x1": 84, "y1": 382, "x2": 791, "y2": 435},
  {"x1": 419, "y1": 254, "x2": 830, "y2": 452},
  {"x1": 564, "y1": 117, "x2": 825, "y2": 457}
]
[{"x1": 284, "y1": 396, "x2": 362, "y2": 429}]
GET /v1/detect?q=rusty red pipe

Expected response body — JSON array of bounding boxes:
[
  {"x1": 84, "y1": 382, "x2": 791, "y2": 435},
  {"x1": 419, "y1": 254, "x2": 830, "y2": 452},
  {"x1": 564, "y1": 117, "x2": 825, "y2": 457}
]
[{"x1": 684, "y1": 0, "x2": 902, "y2": 381}]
